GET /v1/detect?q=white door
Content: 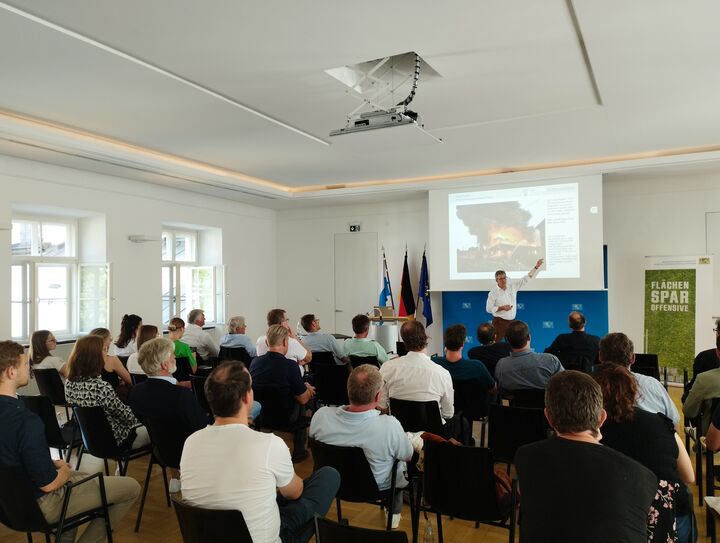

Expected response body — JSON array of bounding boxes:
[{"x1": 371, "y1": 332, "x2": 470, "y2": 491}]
[{"x1": 334, "y1": 232, "x2": 378, "y2": 336}]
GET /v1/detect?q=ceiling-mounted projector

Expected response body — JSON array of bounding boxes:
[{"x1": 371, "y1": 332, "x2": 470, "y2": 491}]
[{"x1": 330, "y1": 108, "x2": 417, "y2": 136}]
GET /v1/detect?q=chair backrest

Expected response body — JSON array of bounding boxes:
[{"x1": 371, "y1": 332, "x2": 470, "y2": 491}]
[
  {"x1": 396, "y1": 342, "x2": 408, "y2": 357},
  {"x1": 452, "y1": 379, "x2": 490, "y2": 421},
  {"x1": 218, "y1": 346, "x2": 251, "y2": 364},
  {"x1": 634, "y1": 353, "x2": 659, "y2": 369},
  {"x1": 422, "y1": 440, "x2": 503, "y2": 521},
  {"x1": 313, "y1": 364, "x2": 350, "y2": 406},
  {"x1": 487, "y1": 404, "x2": 549, "y2": 464},
  {"x1": 143, "y1": 416, "x2": 188, "y2": 469},
  {"x1": 0, "y1": 465, "x2": 51, "y2": 533},
  {"x1": 633, "y1": 365, "x2": 661, "y2": 382},
  {"x1": 190, "y1": 375, "x2": 210, "y2": 414},
  {"x1": 73, "y1": 405, "x2": 123, "y2": 459},
  {"x1": 308, "y1": 439, "x2": 384, "y2": 503},
  {"x1": 252, "y1": 386, "x2": 301, "y2": 430},
  {"x1": 315, "y1": 515, "x2": 409, "y2": 543},
  {"x1": 389, "y1": 398, "x2": 445, "y2": 435},
  {"x1": 507, "y1": 388, "x2": 546, "y2": 408},
  {"x1": 101, "y1": 368, "x2": 120, "y2": 389},
  {"x1": 555, "y1": 352, "x2": 593, "y2": 374},
  {"x1": 173, "y1": 357, "x2": 194, "y2": 382},
  {"x1": 131, "y1": 373, "x2": 148, "y2": 386},
  {"x1": 349, "y1": 355, "x2": 380, "y2": 369},
  {"x1": 311, "y1": 351, "x2": 335, "y2": 365},
  {"x1": 172, "y1": 496, "x2": 252, "y2": 543},
  {"x1": 20, "y1": 394, "x2": 68, "y2": 450},
  {"x1": 33, "y1": 368, "x2": 68, "y2": 406}
]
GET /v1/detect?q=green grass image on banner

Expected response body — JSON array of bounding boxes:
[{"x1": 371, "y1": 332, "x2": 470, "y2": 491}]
[{"x1": 644, "y1": 268, "x2": 695, "y2": 370}]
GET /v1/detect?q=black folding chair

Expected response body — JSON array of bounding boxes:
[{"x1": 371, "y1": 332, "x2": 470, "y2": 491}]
[
  {"x1": 172, "y1": 496, "x2": 252, "y2": 543},
  {"x1": 313, "y1": 363, "x2": 350, "y2": 406},
  {"x1": 315, "y1": 515, "x2": 409, "y2": 543},
  {"x1": 218, "y1": 346, "x2": 252, "y2": 365},
  {"x1": 487, "y1": 404, "x2": 550, "y2": 470},
  {"x1": 349, "y1": 355, "x2": 381, "y2": 369},
  {"x1": 173, "y1": 356, "x2": 194, "y2": 382},
  {"x1": 190, "y1": 374, "x2": 210, "y2": 414},
  {"x1": 555, "y1": 352, "x2": 593, "y2": 374},
  {"x1": 311, "y1": 351, "x2": 336, "y2": 365},
  {"x1": 309, "y1": 438, "x2": 415, "y2": 537},
  {"x1": 634, "y1": 353, "x2": 662, "y2": 382},
  {"x1": 73, "y1": 406, "x2": 151, "y2": 475},
  {"x1": 20, "y1": 395, "x2": 81, "y2": 462},
  {"x1": 252, "y1": 386, "x2": 309, "y2": 461},
  {"x1": 389, "y1": 399, "x2": 445, "y2": 436},
  {"x1": 420, "y1": 439, "x2": 517, "y2": 543},
  {"x1": 33, "y1": 368, "x2": 73, "y2": 420},
  {"x1": 130, "y1": 373, "x2": 148, "y2": 386},
  {"x1": 396, "y1": 342, "x2": 408, "y2": 357},
  {"x1": 506, "y1": 388, "x2": 546, "y2": 408},
  {"x1": 0, "y1": 466, "x2": 113, "y2": 543},
  {"x1": 452, "y1": 379, "x2": 490, "y2": 445}
]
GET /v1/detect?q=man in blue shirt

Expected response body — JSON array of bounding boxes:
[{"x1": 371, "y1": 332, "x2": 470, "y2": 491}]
[
  {"x1": 0, "y1": 340, "x2": 140, "y2": 543},
  {"x1": 495, "y1": 320, "x2": 564, "y2": 394},
  {"x1": 219, "y1": 315, "x2": 257, "y2": 357},
  {"x1": 299, "y1": 314, "x2": 348, "y2": 365},
  {"x1": 310, "y1": 364, "x2": 415, "y2": 529},
  {"x1": 432, "y1": 324, "x2": 496, "y2": 390}
]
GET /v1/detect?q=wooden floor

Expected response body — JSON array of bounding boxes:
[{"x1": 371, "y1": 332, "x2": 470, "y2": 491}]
[{"x1": 1, "y1": 386, "x2": 715, "y2": 542}]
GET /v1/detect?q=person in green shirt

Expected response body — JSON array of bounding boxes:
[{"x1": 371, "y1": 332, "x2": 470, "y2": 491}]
[
  {"x1": 343, "y1": 314, "x2": 389, "y2": 363},
  {"x1": 168, "y1": 317, "x2": 197, "y2": 370}
]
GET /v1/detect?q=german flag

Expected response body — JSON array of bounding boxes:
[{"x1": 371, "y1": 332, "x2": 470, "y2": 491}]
[{"x1": 397, "y1": 249, "x2": 416, "y2": 317}]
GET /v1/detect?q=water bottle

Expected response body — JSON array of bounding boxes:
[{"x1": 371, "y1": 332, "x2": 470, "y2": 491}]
[{"x1": 423, "y1": 519, "x2": 435, "y2": 543}]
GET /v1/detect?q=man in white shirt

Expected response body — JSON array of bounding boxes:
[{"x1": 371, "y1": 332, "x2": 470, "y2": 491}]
[
  {"x1": 256, "y1": 309, "x2": 313, "y2": 368},
  {"x1": 380, "y1": 321, "x2": 469, "y2": 442},
  {"x1": 299, "y1": 314, "x2": 347, "y2": 364},
  {"x1": 183, "y1": 309, "x2": 220, "y2": 361},
  {"x1": 486, "y1": 258, "x2": 544, "y2": 342},
  {"x1": 181, "y1": 361, "x2": 339, "y2": 543}
]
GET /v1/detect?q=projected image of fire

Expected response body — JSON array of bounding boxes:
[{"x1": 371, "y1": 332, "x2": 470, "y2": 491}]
[{"x1": 456, "y1": 202, "x2": 545, "y2": 272}]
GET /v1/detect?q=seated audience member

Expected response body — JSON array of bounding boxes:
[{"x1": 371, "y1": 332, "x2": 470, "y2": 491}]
[
  {"x1": 250, "y1": 325, "x2": 316, "y2": 462},
  {"x1": 594, "y1": 364, "x2": 694, "y2": 543},
  {"x1": 466, "y1": 322, "x2": 511, "y2": 378},
  {"x1": 299, "y1": 313, "x2": 347, "y2": 364},
  {"x1": 219, "y1": 315, "x2": 257, "y2": 357},
  {"x1": 380, "y1": 321, "x2": 469, "y2": 442},
  {"x1": 65, "y1": 336, "x2": 150, "y2": 451},
  {"x1": 256, "y1": 309, "x2": 312, "y2": 367},
  {"x1": 181, "y1": 361, "x2": 340, "y2": 543},
  {"x1": 18, "y1": 330, "x2": 68, "y2": 396},
  {"x1": 129, "y1": 337, "x2": 209, "y2": 493},
  {"x1": 127, "y1": 325, "x2": 171, "y2": 375},
  {"x1": 683, "y1": 336, "x2": 720, "y2": 434},
  {"x1": 685, "y1": 318, "x2": 720, "y2": 397},
  {"x1": 310, "y1": 364, "x2": 414, "y2": 528},
  {"x1": 167, "y1": 317, "x2": 198, "y2": 363},
  {"x1": 343, "y1": 314, "x2": 389, "y2": 363},
  {"x1": 494, "y1": 320, "x2": 564, "y2": 394},
  {"x1": 111, "y1": 313, "x2": 142, "y2": 357},
  {"x1": 0, "y1": 340, "x2": 141, "y2": 542},
  {"x1": 183, "y1": 309, "x2": 220, "y2": 361},
  {"x1": 89, "y1": 327, "x2": 132, "y2": 388},
  {"x1": 544, "y1": 311, "x2": 601, "y2": 361},
  {"x1": 598, "y1": 332, "x2": 680, "y2": 425},
  {"x1": 704, "y1": 399, "x2": 720, "y2": 451},
  {"x1": 515, "y1": 371, "x2": 658, "y2": 543},
  {"x1": 432, "y1": 323, "x2": 495, "y2": 391}
]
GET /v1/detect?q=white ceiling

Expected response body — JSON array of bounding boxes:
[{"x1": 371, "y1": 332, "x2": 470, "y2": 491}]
[{"x1": 1, "y1": 0, "x2": 720, "y2": 204}]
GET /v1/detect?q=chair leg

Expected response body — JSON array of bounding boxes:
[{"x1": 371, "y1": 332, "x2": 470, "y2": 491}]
[
  {"x1": 698, "y1": 441, "x2": 704, "y2": 506},
  {"x1": 75, "y1": 445, "x2": 84, "y2": 471},
  {"x1": 134, "y1": 456, "x2": 154, "y2": 532},
  {"x1": 161, "y1": 466, "x2": 171, "y2": 507},
  {"x1": 336, "y1": 498, "x2": 342, "y2": 522},
  {"x1": 25, "y1": 533, "x2": 32, "y2": 543},
  {"x1": 436, "y1": 512, "x2": 444, "y2": 543}
]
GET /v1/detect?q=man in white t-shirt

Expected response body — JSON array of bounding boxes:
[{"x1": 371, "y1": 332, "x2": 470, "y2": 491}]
[
  {"x1": 256, "y1": 309, "x2": 313, "y2": 367},
  {"x1": 183, "y1": 309, "x2": 220, "y2": 361},
  {"x1": 180, "y1": 361, "x2": 339, "y2": 543}
]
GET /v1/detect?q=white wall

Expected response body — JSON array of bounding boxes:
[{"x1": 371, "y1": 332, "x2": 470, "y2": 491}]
[
  {"x1": 276, "y1": 197, "x2": 444, "y2": 355},
  {"x1": 604, "y1": 169, "x2": 720, "y2": 353},
  {"x1": 0, "y1": 154, "x2": 277, "y2": 340}
]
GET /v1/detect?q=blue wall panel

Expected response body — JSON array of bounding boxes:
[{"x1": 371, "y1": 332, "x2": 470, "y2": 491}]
[{"x1": 441, "y1": 290, "x2": 609, "y2": 354}]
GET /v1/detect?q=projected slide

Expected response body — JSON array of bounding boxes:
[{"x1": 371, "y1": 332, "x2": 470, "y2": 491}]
[{"x1": 449, "y1": 183, "x2": 579, "y2": 280}]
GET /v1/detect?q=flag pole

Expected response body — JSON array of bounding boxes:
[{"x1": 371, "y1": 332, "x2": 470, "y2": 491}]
[
  {"x1": 414, "y1": 245, "x2": 426, "y2": 318},
  {"x1": 383, "y1": 247, "x2": 396, "y2": 311}
]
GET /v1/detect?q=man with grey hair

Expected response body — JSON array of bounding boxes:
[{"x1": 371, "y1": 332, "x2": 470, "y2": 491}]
[
  {"x1": 128, "y1": 337, "x2": 209, "y2": 492},
  {"x1": 219, "y1": 315, "x2": 257, "y2": 357},
  {"x1": 183, "y1": 308, "x2": 219, "y2": 361},
  {"x1": 310, "y1": 364, "x2": 415, "y2": 529},
  {"x1": 515, "y1": 371, "x2": 657, "y2": 543}
]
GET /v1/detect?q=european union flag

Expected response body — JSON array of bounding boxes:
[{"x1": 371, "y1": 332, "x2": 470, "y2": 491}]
[{"x1": 418, "y1": 251, "x2": 433, "y2": 326}]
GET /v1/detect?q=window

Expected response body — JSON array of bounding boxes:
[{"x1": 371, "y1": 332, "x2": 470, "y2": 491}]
[
  {"x1": 161, "y1": 230, "x2": 222, "y2": 324},
  {"x1": 10, "y1": 218, "x2": 108, "y2": 341}
]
